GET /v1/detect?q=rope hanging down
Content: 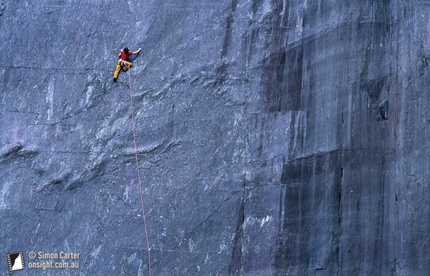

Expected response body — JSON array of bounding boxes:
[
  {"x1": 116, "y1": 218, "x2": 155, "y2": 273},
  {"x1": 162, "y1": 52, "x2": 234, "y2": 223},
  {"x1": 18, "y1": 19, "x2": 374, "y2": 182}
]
[{"x1": 128, "y1": 69, "x2": 152, "y2": 275}]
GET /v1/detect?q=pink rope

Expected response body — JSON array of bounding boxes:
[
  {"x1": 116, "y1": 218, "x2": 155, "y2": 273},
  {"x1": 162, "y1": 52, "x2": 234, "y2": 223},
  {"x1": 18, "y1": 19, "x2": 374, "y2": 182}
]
[{"x1": 128, "y1": 69, "x2": 152, "y2": 275}]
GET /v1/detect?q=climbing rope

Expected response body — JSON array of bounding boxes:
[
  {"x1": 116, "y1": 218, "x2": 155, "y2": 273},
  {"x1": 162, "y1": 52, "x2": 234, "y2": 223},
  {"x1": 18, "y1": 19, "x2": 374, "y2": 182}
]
[{"x1": 128, "y1": 69, "x2": 152, "y2": 275}]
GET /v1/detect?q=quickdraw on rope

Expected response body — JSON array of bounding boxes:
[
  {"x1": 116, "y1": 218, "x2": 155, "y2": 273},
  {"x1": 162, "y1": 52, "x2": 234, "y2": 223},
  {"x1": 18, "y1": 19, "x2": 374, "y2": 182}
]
[{"x1": 128, "y1": 69, "x2": 152, "y2": 275}]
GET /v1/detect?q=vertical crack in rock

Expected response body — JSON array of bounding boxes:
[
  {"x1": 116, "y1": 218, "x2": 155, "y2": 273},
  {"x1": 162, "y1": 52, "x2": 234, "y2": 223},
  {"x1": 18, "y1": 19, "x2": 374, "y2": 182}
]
[
  {"x1": 378, "y1": 100, "x2": 389, "y2": 120},
  {"x1": 228, "y1": 181, "x2": 245, "y2": 275},
  {"x1": 359, "y1": 0, "x2": 391, "y2": 121},
  {"x1": 336, "y1": 166, "x2": 343, "y2": 276},
  {"x1": 218, "y1": 0, "x2": 238, "y2": 75},
  {"x1": 0, "y1": 3, "x2": 5, "y2": 16},
  {"x1": 274, "y1": 184, "x2": 287, "y2": 272}
]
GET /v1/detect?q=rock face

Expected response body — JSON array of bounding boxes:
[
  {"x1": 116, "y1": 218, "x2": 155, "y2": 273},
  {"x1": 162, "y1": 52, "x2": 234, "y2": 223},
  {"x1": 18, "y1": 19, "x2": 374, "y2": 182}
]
[{"x1": 1, "y1": 0, "x2": 429, "y2": 275}]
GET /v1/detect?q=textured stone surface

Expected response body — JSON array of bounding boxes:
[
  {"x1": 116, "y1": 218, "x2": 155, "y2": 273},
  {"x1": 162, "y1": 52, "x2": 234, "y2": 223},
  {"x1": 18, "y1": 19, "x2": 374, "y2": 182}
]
[{"x1": 1, "y1": 0, "x2": 430, "y2": 275}]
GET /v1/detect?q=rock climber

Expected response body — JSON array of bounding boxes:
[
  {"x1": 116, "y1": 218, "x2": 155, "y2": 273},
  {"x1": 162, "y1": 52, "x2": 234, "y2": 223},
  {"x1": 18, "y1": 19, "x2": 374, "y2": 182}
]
[{"x1": 113, "y1": 47, "x2": 141, "y2": 82}]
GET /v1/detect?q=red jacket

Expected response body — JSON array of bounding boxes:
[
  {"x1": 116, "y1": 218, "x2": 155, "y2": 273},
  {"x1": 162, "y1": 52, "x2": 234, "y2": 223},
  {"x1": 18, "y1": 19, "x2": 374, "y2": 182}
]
[{"x1": 119, "y1": 49, "x2": 135, "y2": 60}]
